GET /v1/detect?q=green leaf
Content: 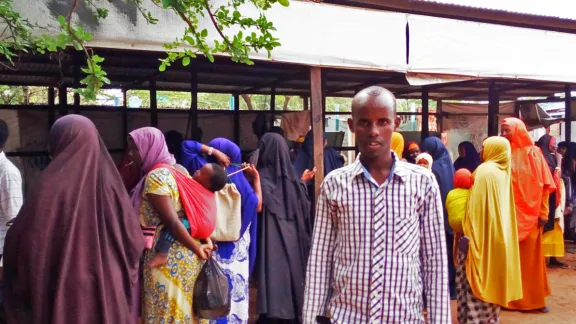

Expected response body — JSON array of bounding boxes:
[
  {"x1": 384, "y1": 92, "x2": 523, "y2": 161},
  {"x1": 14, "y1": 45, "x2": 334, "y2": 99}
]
[
  {"x1": 161, "y1": 0, "x2": 173, "y2": 8},
  {"x1": 182, "y1": 56, "x2": 191, "y2": 66},
  {"x1": 278, "y1": 0, "x2": 290, "y2": 6},
  {"x1": 201, "y1": 29, "x2": 208, "y2": 37},
  {"x1": 159, "y1": 64, "x2": 167, "y2": 72}
]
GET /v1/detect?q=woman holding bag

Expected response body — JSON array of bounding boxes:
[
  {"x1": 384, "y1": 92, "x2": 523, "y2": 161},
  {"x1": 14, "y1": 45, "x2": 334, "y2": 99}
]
[
  {"x1": 128, "y1": 127, "x2": 220, "y2": 323},
  {"x1": 181, "y1": 138, "x2": 263, "y2": 324}
]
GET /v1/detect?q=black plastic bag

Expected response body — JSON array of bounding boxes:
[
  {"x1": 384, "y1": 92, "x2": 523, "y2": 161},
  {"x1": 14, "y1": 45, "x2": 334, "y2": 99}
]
[{"x1": 193, "y1": 257, "x2": 231, "y2": 319}]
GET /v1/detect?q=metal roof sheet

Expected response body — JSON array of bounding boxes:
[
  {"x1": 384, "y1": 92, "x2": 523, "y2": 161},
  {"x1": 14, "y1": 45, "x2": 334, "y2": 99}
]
[{"x1": 414, "y1": 0, "x2": 576, "y2": 21}]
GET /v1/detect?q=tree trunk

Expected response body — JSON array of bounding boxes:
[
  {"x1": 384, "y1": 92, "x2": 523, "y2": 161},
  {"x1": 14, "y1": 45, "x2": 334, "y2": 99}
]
[
  {"x1": 282, "y1": 96, "x2": 291, "y2": 111},
  {"x1": 241, "y1": 94, "x2": 253, "y2": 110}
]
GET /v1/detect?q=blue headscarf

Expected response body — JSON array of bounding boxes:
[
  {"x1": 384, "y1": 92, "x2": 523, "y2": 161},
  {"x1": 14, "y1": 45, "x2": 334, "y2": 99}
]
[
  {"x1": 293, "y1": 131, "x2": 344, "y2": 177},
  {"x1": 421, "y1": 136, "x2": 455, "y2": 233},
  {"x1": 180, "y1": 140, "x2": 206, "y2": 173},
  {"x1": 181, "y1": 139, "x2": 259, "y2": 275},
  {"x1": 453, "y1": 141, "x2": 481, "y2": 173}
]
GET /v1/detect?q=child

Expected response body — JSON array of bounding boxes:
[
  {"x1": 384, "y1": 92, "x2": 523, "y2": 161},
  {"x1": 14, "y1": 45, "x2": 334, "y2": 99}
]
[
  {"x1": 446, "y1": 168, "x2": 473, "y2": 267},
  {"x1": 415, "y1": 152, "x2": 433, "y2": 170},
  {"x1": 149, "y1": 162, "x2": 228, "y2": 267}
]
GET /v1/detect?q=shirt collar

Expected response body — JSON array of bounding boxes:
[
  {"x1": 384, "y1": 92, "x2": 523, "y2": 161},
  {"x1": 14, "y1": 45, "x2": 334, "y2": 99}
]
[{"x1": 351, "y1": 151, "x2": 408, "y2": 183}]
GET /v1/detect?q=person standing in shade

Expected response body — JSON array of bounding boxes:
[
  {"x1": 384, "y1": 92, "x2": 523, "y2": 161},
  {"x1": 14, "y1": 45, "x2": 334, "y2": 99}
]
[
  {"x1": 303, "y1": 86, "x2": 450, "y2": 323},
  {"x1": 501, "y1": 117, "x2": 554, "y2": 313},
  {"x1": 421, "y1": 136, "x2": 456, "y2": 300},
  {"x1": 0, "y1": 120, "x2": 22, "y2": 265},
  {"x1": 453, "y1": 141, "x2": 481, "y2": 173}
]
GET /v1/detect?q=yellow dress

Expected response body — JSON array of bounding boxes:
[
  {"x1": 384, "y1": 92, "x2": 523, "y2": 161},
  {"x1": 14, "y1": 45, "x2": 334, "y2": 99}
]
[
  {"x1": 140, "y1": 167, "x2": 204, "y2": 324},
  {"x1": 543, "y1": 179, "x2": 566, "y2": 257},
  {"x1": 463, "y1": 137, "x2": 523, "y2": 306}
]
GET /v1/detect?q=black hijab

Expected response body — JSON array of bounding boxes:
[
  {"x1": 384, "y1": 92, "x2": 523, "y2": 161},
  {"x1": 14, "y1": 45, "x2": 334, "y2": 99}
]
[
  {"x1": 536, "y1": 134, "x2": 557, "y2": 173},
  {"x1": 453, "y1": 141, "x2": 481, "y2": 173},
  {"x1": 256, "y1": 133, "x2": 311, "y2": 322}
]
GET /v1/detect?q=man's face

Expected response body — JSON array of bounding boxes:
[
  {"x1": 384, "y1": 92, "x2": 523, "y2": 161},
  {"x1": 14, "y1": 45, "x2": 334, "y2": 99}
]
[
  {"x1": 558, "y1": 146, "x2": 567, "y2": 156},
  {"x1": 501, "y1": 124, "x2": 512, "y2": 140},
  {"x1": 348, "y1": 102, "x2": 395, "y2": 159}
]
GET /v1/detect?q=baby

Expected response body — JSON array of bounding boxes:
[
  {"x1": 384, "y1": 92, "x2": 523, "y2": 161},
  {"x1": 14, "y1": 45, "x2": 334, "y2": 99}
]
[
  {"x1": 415, "y1": 152, "x2": 433, "y2": 170},
  {"x1": 446, "y1": 168, "x2": 474, "y2": 233},
  {"x1": 149, "y1": 163, "x2": 228, "y2": 267}
]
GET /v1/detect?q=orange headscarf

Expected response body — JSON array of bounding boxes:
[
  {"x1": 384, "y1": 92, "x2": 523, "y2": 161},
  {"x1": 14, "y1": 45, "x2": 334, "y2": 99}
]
[
  {"x1": 454, "y1": 168, "x2": 473, "y2": 189},
  {"x1": 502, "y1": 117, "x2": 555, "y2": 241}
]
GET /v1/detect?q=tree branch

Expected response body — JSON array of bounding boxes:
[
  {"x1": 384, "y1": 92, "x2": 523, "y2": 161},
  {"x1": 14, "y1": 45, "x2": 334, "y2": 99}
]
[{"x1": 203, "y1": 0, "x2": 233, "y2": 49}]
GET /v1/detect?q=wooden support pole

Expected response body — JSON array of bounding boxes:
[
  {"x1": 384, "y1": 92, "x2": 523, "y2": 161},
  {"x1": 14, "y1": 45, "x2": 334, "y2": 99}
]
[
  {"x1": 48, "y1": 87, "x2": 56, "y2": 125},
  {"x1": 73, "y1": 53, "x2": 81, "y2": 112},
  {"x1": 565, "y1": 84, "x2": 572, "y2": 142},
  {"x1": 270, "y1": 88, "x2": 276, "y2": 128},
  {"x1": 188, "y1": 66, "x2": 199, "y2": 139},
  {"x1": 58, "y1": 85, "x2": 67, "y2": 117},
  {"x1": 437, "y1": 100, "x2": 443, "y2": 133},
  {"x1": 303, "y1": 96, "x2": 309, "y2": 110},
  {"x1": 514, "y1": 101, "x2": 521, "y2": 118},
  {"x1": 310, "y1": 67, "x2": 324, "y2": 200},
  {"x1": 233, "y1": 94, "x2": 240, "y2": 144},
  {"x1": 150, "y1": 79, "x2": 158, "y2": 127},
  {"x1": 420, "y1": 87, "x2": 429, "y2": 141},
  {"x1": 487, "y1": 81, "x2": 500, "y2": 136},
  {"x1": 122, "y1": 88, "x2": 128, "y2": 150}
]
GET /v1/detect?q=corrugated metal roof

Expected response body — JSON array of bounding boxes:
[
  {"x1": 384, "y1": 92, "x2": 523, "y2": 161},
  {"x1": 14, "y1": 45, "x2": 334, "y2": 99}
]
[{"x1": 414, "y1": 0, "x2": 576, "y2": 21}]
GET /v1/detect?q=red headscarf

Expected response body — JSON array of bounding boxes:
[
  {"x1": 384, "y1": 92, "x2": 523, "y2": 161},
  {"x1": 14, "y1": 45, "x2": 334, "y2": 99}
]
[
  {"x1": 502, "y1": 118, "x2": 555, "y2": 241},
  {"x1": 454, "y1": 168, "x2": 473, "y2": 189}
]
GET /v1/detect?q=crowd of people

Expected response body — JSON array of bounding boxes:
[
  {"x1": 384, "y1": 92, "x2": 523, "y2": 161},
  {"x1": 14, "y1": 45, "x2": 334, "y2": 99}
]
[{"x1": 0, "y1": 85, "x2": 573, "y2": 324}]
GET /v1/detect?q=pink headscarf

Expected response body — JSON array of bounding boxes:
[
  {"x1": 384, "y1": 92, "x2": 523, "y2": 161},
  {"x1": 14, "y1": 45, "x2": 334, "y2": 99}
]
[{"x1": 129, "y1": 127, "x2": 176, "y2": 211}]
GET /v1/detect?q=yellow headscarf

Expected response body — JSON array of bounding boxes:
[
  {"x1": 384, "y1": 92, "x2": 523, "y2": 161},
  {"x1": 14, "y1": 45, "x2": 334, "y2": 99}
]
[
  {"x1": 391, "y1": 132, "x2": 404, "y2": 158},
  {"x1": 463, "y1": 136, "x2": 522, "y2": 306}
]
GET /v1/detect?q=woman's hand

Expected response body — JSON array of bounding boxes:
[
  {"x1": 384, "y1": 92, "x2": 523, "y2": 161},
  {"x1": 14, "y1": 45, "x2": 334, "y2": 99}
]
[
  {"x1": 301, "y1": 167, "x2": 317, "y2": 182},
  {"x1": 195, "y1": 243, "x2": 214, "y2": 260},
  {"x1": 243, "y1": 163, "x2": 259, "y2": 182},
  {"x1": 212, "y1": 149, "x2": 230, "y2": 168}
]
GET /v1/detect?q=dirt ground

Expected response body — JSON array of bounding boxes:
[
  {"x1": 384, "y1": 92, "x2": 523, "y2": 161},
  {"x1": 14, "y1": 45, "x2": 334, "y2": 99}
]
[
  {"x1": 454, "y1": 243, "x2": 576, "y2": 324},
  {"x1": 250, "y1": 244, "x2": 576, "y2": 324}
]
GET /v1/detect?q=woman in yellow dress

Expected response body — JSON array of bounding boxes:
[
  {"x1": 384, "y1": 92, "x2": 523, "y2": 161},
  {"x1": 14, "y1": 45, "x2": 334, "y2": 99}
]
[{"x1": 453, "y1": 136, "x2": 523, "y2": 323}]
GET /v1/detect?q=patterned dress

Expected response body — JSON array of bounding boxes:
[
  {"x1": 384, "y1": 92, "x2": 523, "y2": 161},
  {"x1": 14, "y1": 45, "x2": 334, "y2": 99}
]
[{"x1": 140, "y1": 168, "x2": 204, "y2": 324}]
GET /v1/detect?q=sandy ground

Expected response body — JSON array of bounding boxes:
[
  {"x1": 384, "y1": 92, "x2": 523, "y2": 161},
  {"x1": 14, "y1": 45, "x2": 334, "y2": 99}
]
[
  {"x1": 470, "y1": 243, "x2": 576, "y2": 324},
  {"x1": 249, "y1": 244, "x2": 576, "y2": 323}
]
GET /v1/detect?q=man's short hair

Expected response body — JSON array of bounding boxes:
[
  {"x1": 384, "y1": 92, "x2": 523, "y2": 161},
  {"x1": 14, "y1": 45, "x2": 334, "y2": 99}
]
[
  {"x1": 208, "y1": 163, "x2": 228, "y2": 192},
  {"x1": 0, "y1": 120, "x2": 9, "y2": 148}
]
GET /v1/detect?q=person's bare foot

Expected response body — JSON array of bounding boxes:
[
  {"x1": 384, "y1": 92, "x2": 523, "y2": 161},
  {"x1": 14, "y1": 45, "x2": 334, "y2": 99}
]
[{"x1": 148, "y1": 252, "x2": 168, "y2": 268}]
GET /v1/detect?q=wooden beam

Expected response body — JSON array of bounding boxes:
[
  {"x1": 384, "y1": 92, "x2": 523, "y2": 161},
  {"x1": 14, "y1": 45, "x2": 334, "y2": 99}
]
[
  {"x1": 566, "y1": 84, "x2": 572, "y2": 142},
  {"x1": 233, "y1": 94, "x2": 240, "y2": 144},
  {"x1": 487, "y1": 81, "x2": 499, "y2": 136},
  {"x1": 514, "y1": 101, "x2": 521, "y2": 118},
  {"x1": 48, "y1": 87, "x2": 56, "y2": 126},
  {"x1": 270, "y1": 88, "x2": 276, "y2": 128},
  {"x1": 437, "y1": 100, "x2": 443, "y2": 132},
  {"x1": 58, "y1": 85, "x2": 67, "y2": 116},
  {"x1": 420, "y1": 87, "x2": 429, "y2": 141},
  {"x1": 326, "y1": 77, "x2": 395, "y2": 95},
  {"x1": 122, "y1": 88, "x2": 128, "y2": 150},
  {"x1": 303, "y1": 96, "x2": 309, "y2": 110},
  {"x1": 187, "y1": 66, "x2": 199, "y2": 139},
  {"x1": 239, "y1": 70, "x2": 306, "y2": 94},
  {"x1": 310, "y1": 67, "x2": 324, "y2": 201},
  {"x1": 150, "y1": 79, "x2": 158, "y2": 127}
]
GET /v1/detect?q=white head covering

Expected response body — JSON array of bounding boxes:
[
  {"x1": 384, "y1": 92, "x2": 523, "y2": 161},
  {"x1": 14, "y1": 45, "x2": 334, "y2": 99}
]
[{"x1": 415, "y1": 152, "x2": 433, "y2": 170}]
